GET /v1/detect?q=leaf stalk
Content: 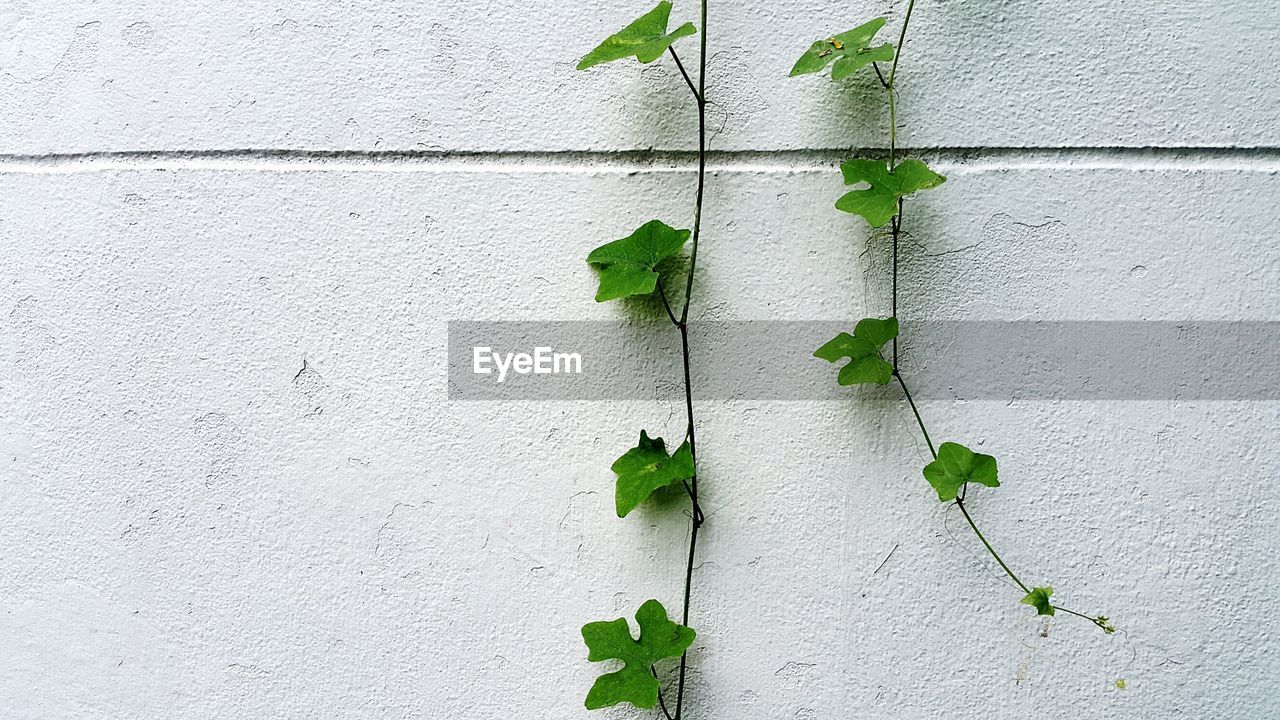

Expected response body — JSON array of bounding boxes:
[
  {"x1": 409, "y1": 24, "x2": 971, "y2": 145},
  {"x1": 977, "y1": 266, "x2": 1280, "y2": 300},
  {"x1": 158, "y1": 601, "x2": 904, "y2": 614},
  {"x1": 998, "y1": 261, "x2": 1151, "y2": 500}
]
[{"x1": 667, "y1": 47, "x2": 702, "y2": 105}]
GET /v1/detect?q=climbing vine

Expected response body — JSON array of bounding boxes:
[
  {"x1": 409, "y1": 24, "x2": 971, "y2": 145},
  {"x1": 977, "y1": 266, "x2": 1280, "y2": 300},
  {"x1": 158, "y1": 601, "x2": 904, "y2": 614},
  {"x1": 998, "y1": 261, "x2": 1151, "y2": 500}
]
[
  {"x1": 574, "y1": 1, "x2": 708, "y2": 716},
  {"x1": 792, "y1": 6, "x2": 1116, "y2": 633}
]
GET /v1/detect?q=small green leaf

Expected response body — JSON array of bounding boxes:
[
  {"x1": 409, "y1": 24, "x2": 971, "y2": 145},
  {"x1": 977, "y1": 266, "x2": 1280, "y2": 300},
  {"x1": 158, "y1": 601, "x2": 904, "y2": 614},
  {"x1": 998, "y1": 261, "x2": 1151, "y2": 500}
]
[
  {"x1": 582, "y1": 599, "x2": 696, "y2": 710},
  {"x1": 611, "y1": 431, "x2": 695, "y2": 518},
  {"x1": 814, "y1": 317, "x2": 897, "y2": 385},
  {"x1": 1021, "y1": 586, "x2": 1056, "y2": 616},
  {"x1": 790, "y1": 18, "x2": 896, "y2": 80},
  {"x1": 586, "y1": 220, "x2": 690, "y2": 302},
  {"x1": 836, "y1": 158, "x2": 946, "y2": 228},
  {"x1": 921, "y1": 441, "x2": 999, "y2": 502},
  {"x1": 577, "y1": 1, "x2": 697, "y2": 70}
]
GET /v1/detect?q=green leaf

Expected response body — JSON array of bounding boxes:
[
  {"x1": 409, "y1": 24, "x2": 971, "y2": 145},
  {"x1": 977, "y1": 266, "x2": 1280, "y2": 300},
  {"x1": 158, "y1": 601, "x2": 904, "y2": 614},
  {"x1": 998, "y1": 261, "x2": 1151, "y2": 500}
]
[
  {"x1": 814, "y1": 317, "x2": 897, "y2": 385},
  {"x1": 586, "y1": 219, "x2": 690, "y2": 302},
  {"x1": 836, "y1": 158, "x2": 946, "y2": 228},
  {"x1": 611, "y1": 431, "x2": 695, "y2": 517},
  {"x1": 582, "y1": 599, "x2": 696, "y2": 710},
  {"x1": 577, "y1": 1, "x2": 697, "y2": 70},
  {"x1": 790, "y1": 18, "x2": 896, "y2": 80},
  {"x1": 921, "y1": 441, "x2": 999, "y2": 502},
  {"x1": 1021, "y1": 586, "x2": 1056, "y2": 616}
]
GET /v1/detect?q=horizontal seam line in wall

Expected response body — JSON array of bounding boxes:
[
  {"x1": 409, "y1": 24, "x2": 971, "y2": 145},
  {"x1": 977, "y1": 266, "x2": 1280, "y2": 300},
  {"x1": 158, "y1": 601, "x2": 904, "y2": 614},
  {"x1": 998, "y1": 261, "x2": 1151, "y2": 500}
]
[{"x1": 2, "y1": 146, "x2": 1280, "y2": 174}]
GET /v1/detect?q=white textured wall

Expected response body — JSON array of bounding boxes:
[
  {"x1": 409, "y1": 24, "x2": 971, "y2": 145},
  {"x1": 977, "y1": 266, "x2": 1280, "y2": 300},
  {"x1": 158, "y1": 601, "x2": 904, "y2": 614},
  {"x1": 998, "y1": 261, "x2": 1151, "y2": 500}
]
[{"x1": 2, "y1": 1, "x2": 1278, "y2": 719}]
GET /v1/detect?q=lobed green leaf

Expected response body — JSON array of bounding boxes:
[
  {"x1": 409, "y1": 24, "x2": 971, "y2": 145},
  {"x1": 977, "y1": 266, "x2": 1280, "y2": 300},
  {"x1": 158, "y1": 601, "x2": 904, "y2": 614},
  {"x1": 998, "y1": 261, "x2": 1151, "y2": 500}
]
[
  {"x1": 611, "y1": 430, "x2": 695, "y2": 517},
  {"x1": 586, "y1": 219, "x2": 690, "y2": 302},
  {"x1": 921, "y1": 441, "x2": 999, "y2": 502},
  {"x1": 582, "y1": 599, "x2": 696, "y2": 710},
  {"x1": 1021, "y1": 586, "x2": 1056, "y2": 616},
  {"x1": 790, "y1": 18, "x2": 895, "y2": 80},
  {"x1": 814, "y1": 316, "x2": 897, "y2": 385},
  {"x1": 836, "y1": 158, "x2": 946, "y2": 227},
  {"x1": 577, "y1": 1, "x2": 697, "y2": 70}
]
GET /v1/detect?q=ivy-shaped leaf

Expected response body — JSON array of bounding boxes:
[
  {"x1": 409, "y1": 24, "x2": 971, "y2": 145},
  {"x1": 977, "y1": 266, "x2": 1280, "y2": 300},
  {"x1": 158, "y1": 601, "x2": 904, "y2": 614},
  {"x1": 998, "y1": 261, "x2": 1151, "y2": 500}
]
[
  {"x1": 814, "y1": 317, "x2": 898, "y2": 385},
  {"x1": 582, "y1": 599, "x2": 696, "y2": 710},
  {"x1": 790, "y1": 18, "x2": 896, "y2": 80},
  {"x1": 921, "y1": 441, "x2": 999, "y2": 502},
  {"x1": 586, "y1": 219, "x2": 690, "y2": 302},
  {"x1": 577, "y1": 1, "x2": 697, "y2": 70},
  {"x1": 836, "y1": 159, "x2": 946, "y2": 228},
  {"x1": 1021, "y1": 586, "x2": 1056, "y2": 616},
  {"x1": 611, "y1": 431, "x2": 695, "y2": 518}
]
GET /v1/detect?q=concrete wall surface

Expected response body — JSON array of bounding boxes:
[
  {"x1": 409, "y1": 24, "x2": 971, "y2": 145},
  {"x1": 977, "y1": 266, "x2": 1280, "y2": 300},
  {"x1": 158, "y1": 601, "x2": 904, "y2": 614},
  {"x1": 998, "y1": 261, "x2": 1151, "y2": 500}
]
[{"x1": 2, "y1": 1, "x2": 1277, "y2": 719}]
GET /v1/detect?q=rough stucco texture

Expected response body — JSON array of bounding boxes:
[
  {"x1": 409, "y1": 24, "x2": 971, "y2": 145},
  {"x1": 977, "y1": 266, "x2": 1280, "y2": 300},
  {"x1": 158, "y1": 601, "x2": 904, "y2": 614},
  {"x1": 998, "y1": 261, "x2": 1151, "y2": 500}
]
[
  {"x1": 2, "y1": 0, "x2": 1279, "y2": 152},
  {"x1": 2, "y1": 1, "x2": 1279, "y2": 720}
]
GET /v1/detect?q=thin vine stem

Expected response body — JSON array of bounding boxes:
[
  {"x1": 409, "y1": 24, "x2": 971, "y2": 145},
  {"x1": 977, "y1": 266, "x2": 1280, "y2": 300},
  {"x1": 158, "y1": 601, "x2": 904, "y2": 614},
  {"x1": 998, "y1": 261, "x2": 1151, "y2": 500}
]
[
  {"x1": 672, "y1": 0, "x2": 708, "y2": 715},
  {"x1": 891, "y1": 198, "x2": 902, "y2": 366},
  {"x1": 886, "y1": 0, "x2": 1010, "y2": 596},
  {"x1": 1052, "y1": 604, "x2": 1114, "y2": 631},
  {"x1": 886, "y1": 0, "x2": 916, "y2": 166},
  {"x1": 899, "y1": 359, "x2": 1107, "y2": 624},
  {"x1": 955, "y1": 498, "x2": 1105, "y2": 624},
  {"x1": 892, "y1": 371, "x2": 935, "y2": 458},
  {"x1": 954, "y1": 497, "x2": 1030, "y2": 593},
  {"x1": 880, "y1": 0, "x2": 1110, "y2": 633}
]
